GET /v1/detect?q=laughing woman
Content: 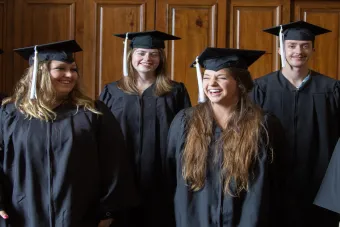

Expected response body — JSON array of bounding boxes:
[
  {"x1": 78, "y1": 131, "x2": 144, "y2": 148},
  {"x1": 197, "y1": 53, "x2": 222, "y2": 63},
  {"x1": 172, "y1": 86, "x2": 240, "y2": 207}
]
[{"x1": 163, "y1": 48, "x2": 284, "y2": 227}]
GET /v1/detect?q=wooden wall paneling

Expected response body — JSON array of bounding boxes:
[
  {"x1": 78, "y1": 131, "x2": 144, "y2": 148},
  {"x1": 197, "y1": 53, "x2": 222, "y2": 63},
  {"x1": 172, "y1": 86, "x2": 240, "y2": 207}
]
[
  {"x1": 13, "y1": 0, "x2": 82, "y2": 92},
  {"x1": 294, "y1": 1, "x2": 340, "y2": 79},
  {"x1": 229, "y1": 0, "x2": 290, "y2": 79},
  {"x1": 83, "y1": 0, "x2": 155, "y2": 98},
  {"x1": 0, "y1": 0, "x2": 7, "y2": 93},
  {"x1": 156, "y1": 0, "x2": 227, "y2": 105}
]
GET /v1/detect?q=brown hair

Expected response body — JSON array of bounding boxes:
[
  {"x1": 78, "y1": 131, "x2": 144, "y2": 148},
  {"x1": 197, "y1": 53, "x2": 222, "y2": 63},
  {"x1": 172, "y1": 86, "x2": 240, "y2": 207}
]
[
  {"x1": 117, "y1": 48, "x2": 173, "y2": 96},
  {"x1": 3, "y1": 61, "x2": 100, "y2": 121},
  {"x1": 182, "y1": 67, "x2": 269, "y2": 196}
]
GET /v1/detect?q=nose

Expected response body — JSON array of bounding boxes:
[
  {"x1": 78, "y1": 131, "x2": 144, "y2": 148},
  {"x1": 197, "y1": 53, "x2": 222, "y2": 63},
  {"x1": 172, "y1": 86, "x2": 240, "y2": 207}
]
[
  {"x1": 295, "y1": 45, "x2": 302, "y2": 54},
  {"x1": 64, "y1": 70, "x2": 73, "y2": 77},
  {"x1": 208, "y1": 76, "x2": 217, "y2": 86},
  {"x1": 144, "y1": 53, "x2": 152, "y2": 61}
]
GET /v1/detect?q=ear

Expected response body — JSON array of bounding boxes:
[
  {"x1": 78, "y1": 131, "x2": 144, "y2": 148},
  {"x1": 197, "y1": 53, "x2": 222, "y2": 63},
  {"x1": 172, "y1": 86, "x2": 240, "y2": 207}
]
[
  {"x1": 277, "y1": 47, "x2": 282, "y2": 55},
  {"x1": 312, "y1": 48, "x2": 316, "y2": 52}
]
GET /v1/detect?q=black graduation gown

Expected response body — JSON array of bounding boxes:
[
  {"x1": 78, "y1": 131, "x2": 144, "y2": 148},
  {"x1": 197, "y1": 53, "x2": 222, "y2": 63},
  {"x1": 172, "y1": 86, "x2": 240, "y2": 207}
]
[
  {"x1": 314, "y1": 138, "x2": 340, "y2": 214},
  {"x1": 163, "y1": 107, "x2": 283, "y2": 227},
  {"x1": 0, "y1": 101, "x2": 138, "y2": 227},
  {"x1": 99, "y1": 81, "x2": 191, "y2": 227},
  {"x1": 251, "y1": 70, "x2": 340, "y2": 227}
]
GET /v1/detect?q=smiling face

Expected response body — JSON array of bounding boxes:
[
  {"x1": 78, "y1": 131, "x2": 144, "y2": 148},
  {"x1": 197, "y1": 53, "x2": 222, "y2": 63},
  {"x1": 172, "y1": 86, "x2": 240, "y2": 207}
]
[
  {"x1": 281, "y1": 40, "x2": 315, "y2": 68},
  {"x1": 202, "y1": 68, "x2": 239, "y2": 106},
  {"x1": 131, "y1": 48, "x2": 160, "y2": 74},
  {"x1": 49, "y1": 60, "x2": 78, "y2": 99}
]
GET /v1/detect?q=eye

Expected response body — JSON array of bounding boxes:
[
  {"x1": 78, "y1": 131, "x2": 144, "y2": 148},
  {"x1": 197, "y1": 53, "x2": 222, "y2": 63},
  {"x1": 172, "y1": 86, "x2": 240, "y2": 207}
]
[
  {"x1": 54, "y1": 67, "x2": 65, "y2": 71},
  {"x1": 150, "y1": 52, "x2": 159, "y2": 57},
  {"x1": 71, "y1": 68, "x2": 78, "y2": 72}
]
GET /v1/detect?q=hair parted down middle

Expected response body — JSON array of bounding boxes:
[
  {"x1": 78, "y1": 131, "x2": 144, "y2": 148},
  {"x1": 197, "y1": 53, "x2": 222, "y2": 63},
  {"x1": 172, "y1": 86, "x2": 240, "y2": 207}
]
[{"x1": 117, "y1": 48, "x2": 173, "y2": 96}]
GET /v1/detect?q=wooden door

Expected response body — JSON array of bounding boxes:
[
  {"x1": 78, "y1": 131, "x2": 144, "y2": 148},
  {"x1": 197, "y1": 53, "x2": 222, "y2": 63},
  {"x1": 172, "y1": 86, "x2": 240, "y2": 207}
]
[
  {"x1": 0, "y1": 0, "x2": 13, "y2": 95},
  {"x1": 83, "y1": 0, "x2": 155, "y2": 98},
  {"x1": 294, "y1": 1, "x2": 340, "y2": 79},
  {"x1": 156, "y1": 0, "x2": 227, "y2": 105},
  {"x1": 229, "y1": 0, "x2": 290, "y2": 79}
]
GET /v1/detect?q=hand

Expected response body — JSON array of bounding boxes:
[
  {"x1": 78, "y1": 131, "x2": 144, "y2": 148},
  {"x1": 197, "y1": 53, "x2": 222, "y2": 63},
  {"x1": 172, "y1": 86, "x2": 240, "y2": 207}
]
[
  {"x1": 97, "y1": 218, "x2": 113, "y2": 227},
  {"x1": 0, "y1": 210, "x2": 8, "y2": 219}
]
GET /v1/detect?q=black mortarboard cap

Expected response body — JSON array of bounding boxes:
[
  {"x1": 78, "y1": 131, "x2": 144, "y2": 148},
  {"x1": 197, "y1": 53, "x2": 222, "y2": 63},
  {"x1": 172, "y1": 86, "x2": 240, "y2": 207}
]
[
  {"x1": 113, "y1": 30, "x2": 180, "y2": 49},
  {"x1": 191, "y1": 48, "x2": 265, "y2": 103},
  {"x1": 190, "y1": 48, "x2": 265, "y2": 71},
  {"x1": 14, "y1": 40, "x2": 82, "y2": 65},
  {"x1": 263, "y1": 20, "x2": 331, "y2": 41}
]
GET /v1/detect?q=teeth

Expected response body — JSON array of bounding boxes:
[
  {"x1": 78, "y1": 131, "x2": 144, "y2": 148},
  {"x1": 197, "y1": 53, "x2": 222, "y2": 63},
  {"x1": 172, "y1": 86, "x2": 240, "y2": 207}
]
[
  {"x1": 60, "y1": 81, "x2": 71, "y2": 84},
  {"x1": 209, "y1": 89, "x2": 221, "y2": 92}
]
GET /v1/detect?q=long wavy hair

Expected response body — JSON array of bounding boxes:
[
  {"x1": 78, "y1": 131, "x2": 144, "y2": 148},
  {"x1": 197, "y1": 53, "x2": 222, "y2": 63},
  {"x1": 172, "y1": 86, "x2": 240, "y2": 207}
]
[
  {"x1": 182, "y1": 67, "x2": 269, "y2": 196},
  {"x1": 117, "y1": 48, "x2": 173, "y2": 96},
  {"x1": 3, "y1": 61, "x2": 101, "y2": 121}
]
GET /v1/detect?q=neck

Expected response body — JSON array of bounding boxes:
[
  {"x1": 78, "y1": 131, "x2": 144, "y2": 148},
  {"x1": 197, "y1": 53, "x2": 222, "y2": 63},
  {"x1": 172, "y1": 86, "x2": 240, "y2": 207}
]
[
  {"x1": 281, "y1": 65, "x2": 310, "y2": 87},
  {"x1": 134, "y1": 71, "x2": 156, "y2": 93},
  {"x1": 210, "y1": 100, "x2": 237, "y2": 129}
]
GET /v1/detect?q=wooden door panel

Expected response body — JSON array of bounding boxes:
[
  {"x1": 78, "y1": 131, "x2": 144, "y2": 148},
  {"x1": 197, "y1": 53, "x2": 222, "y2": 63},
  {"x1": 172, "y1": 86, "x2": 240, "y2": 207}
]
[
  {"x1": 83, "y1": 0, "x2": 155, "y2": 98},
  {"x1": 156, "y1": 0, "x2": 227, "y2": 105},
  {"x1": 229, "y1": 0, "x2": 290, "y2": 79}
]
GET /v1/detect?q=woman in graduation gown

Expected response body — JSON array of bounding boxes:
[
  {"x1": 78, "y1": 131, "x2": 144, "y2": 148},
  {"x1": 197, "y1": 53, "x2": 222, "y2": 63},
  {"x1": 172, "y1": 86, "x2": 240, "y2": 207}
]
[
  {"x1": 99, "y1": 31, "x2": 191, "y2": 227},
  {"x1": 164, "y1": 48, "x2": 284, "y2": 227},
  {"x1": 0, "y1": 40, "x2": 138, "y2": 227}
]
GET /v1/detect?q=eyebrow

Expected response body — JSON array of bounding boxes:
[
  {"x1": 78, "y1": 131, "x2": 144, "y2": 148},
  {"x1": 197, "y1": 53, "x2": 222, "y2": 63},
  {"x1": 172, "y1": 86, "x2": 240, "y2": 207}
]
[
  {"x1": 135, "y1": 50, "x2": 159, "y2": 54},
  {"x1": 286, "y1": 42, "x2": 311, "y2": 45}
]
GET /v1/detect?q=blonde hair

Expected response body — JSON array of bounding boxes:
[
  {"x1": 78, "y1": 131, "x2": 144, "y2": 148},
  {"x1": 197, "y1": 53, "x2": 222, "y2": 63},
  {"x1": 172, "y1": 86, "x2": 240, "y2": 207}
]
[
  {"x1": 117, "y1": 48, "x2": 173, "y2": 96},
  {"x1": 182, "y1": 68, "x2": 270, "y2": 196},
  {"x1": 3, "y1": 61, "x2": 101, "y2": 121}
]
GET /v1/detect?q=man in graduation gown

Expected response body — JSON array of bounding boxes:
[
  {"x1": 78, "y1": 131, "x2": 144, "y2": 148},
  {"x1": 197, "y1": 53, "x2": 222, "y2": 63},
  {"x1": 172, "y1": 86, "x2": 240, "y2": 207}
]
[{"x1": 251, "y1": 21, "x2": 340, "y2": 227}]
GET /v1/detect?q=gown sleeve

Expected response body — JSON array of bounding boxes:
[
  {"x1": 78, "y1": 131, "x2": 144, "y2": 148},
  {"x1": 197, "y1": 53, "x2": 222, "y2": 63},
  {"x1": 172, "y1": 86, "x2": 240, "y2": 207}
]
[
  {"x1": 177, "y1": 83, "x2": 191, "y2": 110},
  {"x1": 99, "y1": 85, "x2": 114, "y2": 109},
  {"x1": 314, "y1": 138, "x2": 340, "y2": 214},
  {"x1": 250, "y1": 80, "x2": 266, "y2": 108},
  {"x1": 94, "y1": 101, "x2": 139, "y2": 220}
]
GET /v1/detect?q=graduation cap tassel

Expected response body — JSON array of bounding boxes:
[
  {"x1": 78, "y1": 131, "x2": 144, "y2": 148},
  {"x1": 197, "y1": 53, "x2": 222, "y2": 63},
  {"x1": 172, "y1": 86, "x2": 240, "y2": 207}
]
[
  {"x1": 195, "y1": 57, "x2": 206, "y2": 103},
  {"x1": 123, "y1": 32, "x2": 129, "y2": 77},
  {"x1": 30, "y1": 45, "x2": 39, "y2": 100},
  {"x1": 279, "y1": 25, "x2": 286, "y2": 68}
]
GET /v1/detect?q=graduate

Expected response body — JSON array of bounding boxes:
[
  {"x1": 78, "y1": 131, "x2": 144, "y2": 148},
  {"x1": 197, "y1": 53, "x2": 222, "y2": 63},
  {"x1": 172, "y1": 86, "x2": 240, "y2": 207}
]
[
  {"x1": 314, "y1": 139, "x2": 340, "y2": 214},
  {"x1": 0, "y1": 40, "x2": 138, "y2": 227},
  {"x1": 99, "y1": 30, "x2": 191, "y2": 227},
  {"x1": 164, "y1": 48, "x2": 284, "y2": 227},
  {"x1": 251, "y1": 21, "x2": 340, "y2": 226}
]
